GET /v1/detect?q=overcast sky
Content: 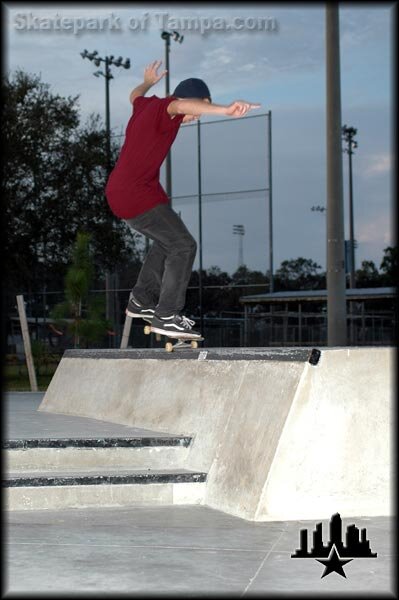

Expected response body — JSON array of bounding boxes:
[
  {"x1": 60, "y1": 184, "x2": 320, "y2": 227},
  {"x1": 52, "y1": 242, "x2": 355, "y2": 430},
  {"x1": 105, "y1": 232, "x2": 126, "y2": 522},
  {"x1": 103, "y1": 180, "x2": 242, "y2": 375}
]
[{"x1": 4, "y1": 2, "x2": 394, "y2": 275}]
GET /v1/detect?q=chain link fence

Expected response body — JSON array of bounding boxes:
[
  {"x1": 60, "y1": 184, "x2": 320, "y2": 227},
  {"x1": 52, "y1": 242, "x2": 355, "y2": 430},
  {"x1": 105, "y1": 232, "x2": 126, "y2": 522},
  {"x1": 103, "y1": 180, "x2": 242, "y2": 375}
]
[
  {"x1": 165, "y1": 112, "x2": 272, "y2": 277},
  {"x1": 6, "y1": 111, "x2": 395, "y2": 356},
  {"x1": 6, "y1": 288, "x2": 396, "y2": 361}
]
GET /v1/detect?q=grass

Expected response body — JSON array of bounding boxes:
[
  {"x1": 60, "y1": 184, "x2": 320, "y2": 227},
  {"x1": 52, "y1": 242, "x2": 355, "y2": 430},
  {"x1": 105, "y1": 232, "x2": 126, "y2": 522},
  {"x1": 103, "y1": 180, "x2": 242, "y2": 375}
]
[{"x1": 4, "y1": 363, "x2": 59, "y2": 392}]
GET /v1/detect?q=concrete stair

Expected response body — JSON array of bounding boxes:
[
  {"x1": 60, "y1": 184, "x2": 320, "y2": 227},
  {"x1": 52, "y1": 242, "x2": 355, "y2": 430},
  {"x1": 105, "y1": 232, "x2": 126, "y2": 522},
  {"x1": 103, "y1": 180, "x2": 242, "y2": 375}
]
[
  {"x1": 3, "y1": 435, "x2": 207, "y2": 511},
  {"x1": 4, "y1": 435, "x2": 192, "y2": 470}
]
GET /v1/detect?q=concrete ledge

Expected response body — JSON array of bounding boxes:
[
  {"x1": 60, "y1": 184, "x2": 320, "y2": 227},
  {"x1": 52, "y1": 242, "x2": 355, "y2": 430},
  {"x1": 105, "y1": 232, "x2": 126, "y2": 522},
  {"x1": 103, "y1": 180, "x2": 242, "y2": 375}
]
[
  {"x1": 254, "y1": 347, "x2": 394, "y2": 521},
  {"x1": 63, "y1": 347, "x2": 319, "y2": 362},
  {"x1": 39, "y1": 346, "x2": 394, "y2": 521}
]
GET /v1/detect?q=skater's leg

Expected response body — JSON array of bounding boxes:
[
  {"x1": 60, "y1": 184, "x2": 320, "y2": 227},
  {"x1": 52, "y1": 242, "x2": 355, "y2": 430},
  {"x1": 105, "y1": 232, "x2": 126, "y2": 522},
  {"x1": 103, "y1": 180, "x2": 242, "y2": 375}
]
[
  {"x1": 125, "y1": 203, "x2": 197, "y2": 316},
  {"x1": 132, "y1": 241, "x2": 166, "y2": 307},
  {"x1": 151, "y1": 206, "x2": 197, "y2": 316}
]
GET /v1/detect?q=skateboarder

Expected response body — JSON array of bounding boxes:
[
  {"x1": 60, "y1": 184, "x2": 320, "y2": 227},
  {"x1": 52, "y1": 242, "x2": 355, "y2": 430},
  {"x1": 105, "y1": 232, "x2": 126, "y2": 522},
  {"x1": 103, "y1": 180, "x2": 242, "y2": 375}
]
[{"x1": 105, "y1": 60, "x2": 260, "y2": 339}]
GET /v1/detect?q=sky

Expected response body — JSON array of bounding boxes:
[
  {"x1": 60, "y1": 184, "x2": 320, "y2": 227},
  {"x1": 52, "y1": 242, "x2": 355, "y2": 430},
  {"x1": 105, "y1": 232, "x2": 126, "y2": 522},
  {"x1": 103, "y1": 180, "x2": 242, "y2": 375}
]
[{"x1": 4, "y1": 2, "x2": 394, "y2": 276}]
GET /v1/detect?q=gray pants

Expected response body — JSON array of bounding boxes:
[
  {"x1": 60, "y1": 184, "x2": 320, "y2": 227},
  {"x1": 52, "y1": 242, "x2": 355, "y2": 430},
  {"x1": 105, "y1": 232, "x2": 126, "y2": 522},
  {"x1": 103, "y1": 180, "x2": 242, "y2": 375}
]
[{"x1": 125, "y1": 203, "x2": 197, "y2": 317}]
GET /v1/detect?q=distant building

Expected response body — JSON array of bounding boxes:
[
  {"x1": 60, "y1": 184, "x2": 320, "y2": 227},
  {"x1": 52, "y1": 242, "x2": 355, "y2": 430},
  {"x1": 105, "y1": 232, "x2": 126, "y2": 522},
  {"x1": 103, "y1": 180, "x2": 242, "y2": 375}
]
[{"x1": 239, "y1": 287, "x2": 396, "y2": 346}]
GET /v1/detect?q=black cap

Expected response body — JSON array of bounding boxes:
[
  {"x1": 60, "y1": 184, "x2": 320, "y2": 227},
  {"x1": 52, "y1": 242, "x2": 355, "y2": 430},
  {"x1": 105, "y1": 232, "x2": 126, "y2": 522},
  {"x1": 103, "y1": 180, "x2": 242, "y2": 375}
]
[{"x1": 173, "y1": 78, "x2": 211, "y2": 101}]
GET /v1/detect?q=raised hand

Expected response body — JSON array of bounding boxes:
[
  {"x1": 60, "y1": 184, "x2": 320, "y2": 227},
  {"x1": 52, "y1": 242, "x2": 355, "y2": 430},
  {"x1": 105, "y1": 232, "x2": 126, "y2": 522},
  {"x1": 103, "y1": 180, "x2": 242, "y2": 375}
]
[
  {"x1": 143, "y1": 60, "x2": 167, "y2": 86},
  {"x1": 225, "y1": 100, "x2": 261, "y2": 118}
]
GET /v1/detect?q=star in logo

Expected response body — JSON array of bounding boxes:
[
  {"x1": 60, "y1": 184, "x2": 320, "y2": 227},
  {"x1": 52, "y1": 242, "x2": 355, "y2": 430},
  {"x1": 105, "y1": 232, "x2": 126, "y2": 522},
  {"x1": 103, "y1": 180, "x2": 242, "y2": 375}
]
[{"x1": 316, "y1": 544, "x2": 353, "y2": 578}]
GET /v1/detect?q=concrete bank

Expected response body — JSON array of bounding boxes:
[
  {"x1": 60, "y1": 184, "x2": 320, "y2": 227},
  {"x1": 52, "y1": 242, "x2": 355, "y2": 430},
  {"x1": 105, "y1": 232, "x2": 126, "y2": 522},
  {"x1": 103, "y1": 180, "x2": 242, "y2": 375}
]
[{"x1": 38, "y1": 346, "x2": 394, "y2": 521}]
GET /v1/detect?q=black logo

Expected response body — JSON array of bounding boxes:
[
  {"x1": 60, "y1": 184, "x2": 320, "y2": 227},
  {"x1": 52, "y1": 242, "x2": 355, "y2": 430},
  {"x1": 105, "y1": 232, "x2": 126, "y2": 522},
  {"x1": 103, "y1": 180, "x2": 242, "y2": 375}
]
[{"x1": 291, "y1": 513, "x2": 377, "y2": 578}]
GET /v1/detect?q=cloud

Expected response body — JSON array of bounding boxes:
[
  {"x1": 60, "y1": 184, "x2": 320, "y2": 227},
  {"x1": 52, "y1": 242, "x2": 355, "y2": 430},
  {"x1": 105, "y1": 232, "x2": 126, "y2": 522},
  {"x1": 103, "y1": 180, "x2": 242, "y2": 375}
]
[
  {"x1": 200, "y1": 46, "x2": 234, "y2": 69},
  {"x1": 356, "y1": 212, "x2": 391, "y2": 245},
  {"x1": 237, "y1": 63, "x2": 256, "y2": 72},
  {"x1": 339, "y1": 6, "x2": 392, "y2": 50},
  {"x1": 363, "y1": 153, "x2": 392, "y2": 177},
  {"x1": 4, "y1": 4, "x2": 392, "y2": 274}
]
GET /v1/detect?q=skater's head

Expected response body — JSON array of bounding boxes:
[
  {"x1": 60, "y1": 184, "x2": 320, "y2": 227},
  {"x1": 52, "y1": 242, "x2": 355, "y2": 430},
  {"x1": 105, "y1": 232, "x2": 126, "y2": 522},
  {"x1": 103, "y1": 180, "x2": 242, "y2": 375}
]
[
  {"x1": 172, "y1": 78, "x2": 211, "y2": 103},
  {"x1": 170, "y1": 78, "x2": 211, "y2": 124}
]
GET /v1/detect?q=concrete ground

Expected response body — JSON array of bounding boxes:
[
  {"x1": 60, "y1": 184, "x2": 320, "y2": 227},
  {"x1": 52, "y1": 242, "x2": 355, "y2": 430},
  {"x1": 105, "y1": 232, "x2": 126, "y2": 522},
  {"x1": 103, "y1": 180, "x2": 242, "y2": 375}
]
[
  {"x1": 3, "y1": 392, "x2": 396, "y2": 596},
  {"x1": 4, "y1": 507, "x2": 395, "y2": 596},
  {"x1": 5, "y1": 392, "x2": 175, "y2": 440}
]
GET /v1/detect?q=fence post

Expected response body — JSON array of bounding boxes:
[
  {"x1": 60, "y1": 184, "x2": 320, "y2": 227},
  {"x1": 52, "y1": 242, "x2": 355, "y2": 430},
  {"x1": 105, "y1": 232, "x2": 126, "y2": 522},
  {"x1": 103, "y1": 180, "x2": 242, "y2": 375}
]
[
  {"x1": 120, "y1": 314, "x2": 132, "y2": 349},
  {"x1": 244, "y1": 305, "x2": 249, "y2": 346},
  {"x1": 197, "y1": 119, "x2": 204, "y2": 334},
  {"x1": 298, "y1": 302, "x2": 302, "y2": 345},
  {"x1": 361, "y1": 302, "x2": 365, "y2": 343},
  {"x1": 268, "y1": 110, "x2": 274, "y2": 293},
  {"x1": 16, "y1": 294, "x2": 38, "y2": 391}
]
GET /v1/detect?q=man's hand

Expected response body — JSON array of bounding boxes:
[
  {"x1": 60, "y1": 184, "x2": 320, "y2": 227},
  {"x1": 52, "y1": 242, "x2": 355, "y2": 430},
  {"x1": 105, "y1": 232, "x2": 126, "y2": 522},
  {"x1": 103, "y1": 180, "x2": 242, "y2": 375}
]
[
  {"x1": 167, "y1": 98, "x2": 261, "y2": 118},
  {"x1": 225, "y1": 100, "x2": 261, "y2": 118},
  {"x1": 129, "y1": 60, "x2": 167, "y2": 103},
  {"x1": 143, "y1": 60, "x2": 167, "y2": 86}
]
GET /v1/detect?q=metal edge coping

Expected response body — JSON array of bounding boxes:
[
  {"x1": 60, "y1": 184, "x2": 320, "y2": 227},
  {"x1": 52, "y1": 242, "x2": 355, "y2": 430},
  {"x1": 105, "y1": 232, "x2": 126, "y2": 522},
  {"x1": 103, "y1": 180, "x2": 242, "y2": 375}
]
[
  {"x1": 63, "y1": 347, "x2": 321, "y2": 363},
  {"x1": 3, "y1": 436, "x2": 192, "y2": 449}
]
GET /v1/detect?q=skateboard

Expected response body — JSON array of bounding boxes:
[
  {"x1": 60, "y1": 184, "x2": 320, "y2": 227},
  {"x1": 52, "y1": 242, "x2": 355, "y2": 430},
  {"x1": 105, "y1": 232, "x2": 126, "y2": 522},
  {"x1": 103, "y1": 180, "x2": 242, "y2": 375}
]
[{"x1": 143, "y1": 325, "x2": 204, "y2": 352}]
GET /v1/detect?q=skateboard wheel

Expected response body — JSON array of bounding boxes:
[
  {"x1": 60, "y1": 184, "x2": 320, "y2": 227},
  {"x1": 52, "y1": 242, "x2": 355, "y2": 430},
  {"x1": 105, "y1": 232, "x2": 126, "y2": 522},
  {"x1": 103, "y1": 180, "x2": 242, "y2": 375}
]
[
  {"x1": 191, "y1": 341, "x2": 198, "y2": 349},
  {"x1": 144, "y1": 325, "x2": 151, "y2": 335},
  {"x1": 165, "y1": 342, "x2": 173, "y2": 352}
]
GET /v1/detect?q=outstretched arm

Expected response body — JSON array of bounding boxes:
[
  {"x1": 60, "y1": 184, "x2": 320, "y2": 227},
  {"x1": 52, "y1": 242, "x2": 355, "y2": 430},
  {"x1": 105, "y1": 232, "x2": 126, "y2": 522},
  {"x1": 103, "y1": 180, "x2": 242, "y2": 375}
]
[
  {"x1": 167, "y1": 98, "x2": 261, "y2": 118},
  {"x1": 129, "y1": 60, "x2": 167, "y2": 104}
]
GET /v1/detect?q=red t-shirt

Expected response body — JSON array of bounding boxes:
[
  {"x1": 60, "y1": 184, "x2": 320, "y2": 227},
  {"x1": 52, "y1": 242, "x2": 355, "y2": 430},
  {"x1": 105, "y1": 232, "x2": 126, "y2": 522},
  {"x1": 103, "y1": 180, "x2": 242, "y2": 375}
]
[{"x1": 105, "y1": 95, "x2": 184, "y2": 219}]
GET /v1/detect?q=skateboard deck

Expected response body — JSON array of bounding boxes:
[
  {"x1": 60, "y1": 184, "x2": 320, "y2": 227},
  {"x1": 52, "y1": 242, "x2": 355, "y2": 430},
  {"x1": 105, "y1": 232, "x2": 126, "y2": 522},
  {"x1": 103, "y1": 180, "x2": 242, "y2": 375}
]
[{"x1": 143, "y1": 324, "x2": 204, "y2": 352}]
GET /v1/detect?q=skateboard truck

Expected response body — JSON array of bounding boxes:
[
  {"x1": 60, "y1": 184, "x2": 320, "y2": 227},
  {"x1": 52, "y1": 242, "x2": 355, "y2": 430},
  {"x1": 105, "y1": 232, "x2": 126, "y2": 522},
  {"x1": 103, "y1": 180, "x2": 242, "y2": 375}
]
[{"x1": 143, "y1": 325, "x2": 204, "y2": 352}]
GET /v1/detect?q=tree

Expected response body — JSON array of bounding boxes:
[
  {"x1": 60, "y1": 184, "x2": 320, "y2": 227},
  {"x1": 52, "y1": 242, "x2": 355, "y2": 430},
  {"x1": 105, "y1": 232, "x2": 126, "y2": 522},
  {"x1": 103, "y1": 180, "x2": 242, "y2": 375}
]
[
  {"x1": 50, "y1": 232, "x2": 110, "y2": 348},
  {"x1": 231, "y1": 265, "x2": 268, "y2": 286},
  {"x1": 379, "y1": 246, "x2": 397, "y2": 286},
  {"x1": 355, "y1": 260, "x2": 381, "y2": 288},
  {"x1": 189, "y1": 266, "x2": 234, "y2": 316},
  {"x1": 3, "y1": 70, "x2": 79, "y2": 292},
  {"x1": 206, "y1": 266, "x2": 232, "y2": 286},
  {"x1": 275, "y1": 257, "x2": 325, "y2": 290},
  {"x1": 3, "y1": 70, "x2": 139, "y2": 298}
]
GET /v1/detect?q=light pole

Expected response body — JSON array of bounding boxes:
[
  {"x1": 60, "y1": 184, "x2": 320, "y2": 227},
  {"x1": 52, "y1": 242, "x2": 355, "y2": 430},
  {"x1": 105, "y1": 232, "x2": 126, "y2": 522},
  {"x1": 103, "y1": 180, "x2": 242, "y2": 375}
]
[
  {"x1": 233, "y1": 225, "x2": 245, "y2": 269},
  {"x1": 326, "y1": 5, "x2": 347, "y2": 346},
  {"x1": 80, "y1": 50, "x2": 130, "y2": 345},
  {"x1": 81, "y1": 50, "x2": 130, "y2": 176},
  {"x1": 342, "y1": 124, "x2": 358, "y2": 289},
  {"x1": 161, "y1": 30, "x2": 184, "y2": 204},
  {"x1": 310, "y1": 205, "x2": 356, "y2": 283},
  {"x1": 267, "y1": 110, "x2": 274, "y2": 293}
]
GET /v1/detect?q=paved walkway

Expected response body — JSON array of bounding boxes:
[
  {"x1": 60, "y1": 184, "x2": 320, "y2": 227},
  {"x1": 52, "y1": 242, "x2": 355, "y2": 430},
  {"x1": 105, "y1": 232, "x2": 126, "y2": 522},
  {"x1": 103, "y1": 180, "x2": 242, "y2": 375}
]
[
  {"x1": 5, "y1": 392, "x2": 175, "y2": 439},
  {"x1": 5, "y1": 506, "x2": 394, "y2": 595}
]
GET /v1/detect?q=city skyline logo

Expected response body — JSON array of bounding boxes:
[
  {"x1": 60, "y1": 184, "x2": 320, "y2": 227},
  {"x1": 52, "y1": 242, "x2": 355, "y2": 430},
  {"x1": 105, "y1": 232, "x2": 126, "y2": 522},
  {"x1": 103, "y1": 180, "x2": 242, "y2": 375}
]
[{"x1": 291, "y1": 513, "x2": 377, "y2": 578}]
